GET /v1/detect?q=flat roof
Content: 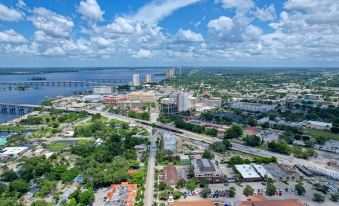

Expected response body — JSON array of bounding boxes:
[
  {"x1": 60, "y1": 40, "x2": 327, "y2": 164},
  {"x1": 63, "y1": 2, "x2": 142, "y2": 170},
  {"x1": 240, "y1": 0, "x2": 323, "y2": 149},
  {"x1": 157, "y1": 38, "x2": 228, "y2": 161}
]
[
  {"x1": 235, "y1": 164, "x2": 261, "y2": 179},
  {"x1": 0, "y1": 147, "x2": 28, "y2": 155},
  {"x1": 252, "y1": 164, "x2": 273, "y2": 179}
]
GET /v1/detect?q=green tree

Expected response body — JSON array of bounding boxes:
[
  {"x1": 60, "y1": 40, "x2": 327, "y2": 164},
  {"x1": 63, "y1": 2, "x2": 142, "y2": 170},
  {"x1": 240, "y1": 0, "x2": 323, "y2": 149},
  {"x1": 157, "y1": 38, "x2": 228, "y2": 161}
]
[
  {"x1": 243, "y1": 185, "x2": 254, "y2": 196},
  {"x1": 186, "y1": 179, "x2": 197, "y2": 192},
  {"x1": 202, "y1": 150, "x2": 214, "y2": 159},
  {"x1": 1, "y1": 169, "x2": 18, "y2": 181},
  {"x1": 173, "y1": 191, "x2": 182, "y2": 200},
  {"x1": 243, "y1": 135, "x2": 262, "y2": 147},
  {"x1": 295, "y1": 182, "x2": 306, "y2": 196},
  {"x1": 176, "y1": 178, "x2": 186, "y2": 189},
  {"x1": 330, "y1": 193, "x2": 339, "y2": 202},
  {"x1": 31, "y1": 199, "x2": 49, "y2": 206},
  {"x1": 9, "y1": 179, "x2": 29, "y2": 195},
  {"x1": 200, "y1": 187, "x2": 211, "y2": 198},
  {"x1": 265, "y1": 182, "x2": 276, "y2": 196},
  {"x1": 313, "y1": 193, "x2": 325, "y2": 202},
  {"x1": 228, "y1": 187, "x2": 236, "y2": 197}
]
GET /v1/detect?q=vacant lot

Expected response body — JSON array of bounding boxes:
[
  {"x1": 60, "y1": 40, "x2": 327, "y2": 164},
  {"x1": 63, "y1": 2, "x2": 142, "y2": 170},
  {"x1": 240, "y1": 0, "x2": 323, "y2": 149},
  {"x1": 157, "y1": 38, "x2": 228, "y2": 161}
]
[{"x1": 304, "y1": 128, "x2": 339, "y2": 141}]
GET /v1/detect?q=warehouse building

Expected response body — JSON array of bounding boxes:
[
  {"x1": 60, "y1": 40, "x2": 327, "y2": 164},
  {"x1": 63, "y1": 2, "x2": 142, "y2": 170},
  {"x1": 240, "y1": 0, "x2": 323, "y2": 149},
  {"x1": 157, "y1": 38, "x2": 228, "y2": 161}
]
[{"x1": 234, "y1": 165, "x2": 262, "y2": 181}]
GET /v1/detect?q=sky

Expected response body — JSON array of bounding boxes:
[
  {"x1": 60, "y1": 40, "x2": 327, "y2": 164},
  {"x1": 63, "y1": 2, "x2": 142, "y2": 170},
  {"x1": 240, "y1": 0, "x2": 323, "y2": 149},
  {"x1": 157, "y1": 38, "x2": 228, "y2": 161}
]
[{"x1": 0, "y1": 0, "x2": 338, "y2": 67}]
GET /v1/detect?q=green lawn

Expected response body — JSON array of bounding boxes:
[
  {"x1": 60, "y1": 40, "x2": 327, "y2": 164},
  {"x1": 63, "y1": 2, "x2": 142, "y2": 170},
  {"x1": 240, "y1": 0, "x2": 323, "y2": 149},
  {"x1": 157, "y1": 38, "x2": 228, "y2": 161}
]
[
  {"x1": 47, "y1": 142, "x2": 69, "y2": 149},
  {"x1": 304, "y1": 128, "x2": 339, "y2": 141}
]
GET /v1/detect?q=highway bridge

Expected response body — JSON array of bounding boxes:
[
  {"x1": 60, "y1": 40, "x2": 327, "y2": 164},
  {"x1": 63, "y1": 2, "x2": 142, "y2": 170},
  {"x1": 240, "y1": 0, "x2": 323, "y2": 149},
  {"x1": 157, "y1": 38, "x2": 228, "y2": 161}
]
[{"x1": 0, "y1": 79, "x2": 130, "y2": 87}]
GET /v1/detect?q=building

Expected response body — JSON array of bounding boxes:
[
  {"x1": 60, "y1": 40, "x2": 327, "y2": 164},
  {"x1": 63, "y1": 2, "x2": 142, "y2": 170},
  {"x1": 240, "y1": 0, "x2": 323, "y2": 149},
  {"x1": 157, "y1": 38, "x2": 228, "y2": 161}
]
[
  {"x1": 192, "y1": 159, "x2": 223, "y2": 183},
  {"x1": 127, "y1": 91, "x2": 156, "y2": 103},
  {"x1": 145, "y1": 74, "x2": 152, "y2": 83},
  {"x1": 162, "y1": 164, "x2": 179, "y2": 185},
  {"x1": 104, "y1": 182, "x2": 137, "y2": 206},
  {"x1": 238, "y1": 195, "x2": 304, "y2": 206},
  {"x1": 315, "y1": 140, "x2": 339, "y2": 153},
  {"x1": 0, "y1": 147, "x2": 28, "y2": 160},
  {"x1": 166, "y1": 68, "x2": 175, "y2": 78},
  {"x1": 171, "y1": 200, "x2": 215, "y2": 206},
  {"x1": 82, "y1": 95, "x2": 101, "y2": 102},
  {"x1": 103, "y1": 95, "x2": 127, "y2": 105},
  {"x1": 179, "y1": 155, "x2": 190, "y2": 164},
  {"x1": 163, "y1": 133, "x2": 177, "y2": 154},
  {"x1": 132, "y1": 73, "x2": 140, "y2": 86},
  {"x1": 170, "y1": 92, "x2": 189, "y2": 112},
  {"x1": 92, "y1": 86, "x2": 115, "y2": 95},
  {"x1": 234, "y1": 165, "x2": 262, "y2": 181},
  {"x1": 160, "y1": 98, "x2": 178, "y2": 115},
  {"x1": 251, "y1": 164, "x2": 273, "y2": 179},
  {"x1": 117, "y1": 100, "x2": 142, "y2": 110},
  {"x1": 201, "y1": 97, "x2": 222, "y2": 108},
  {"x1": 230, "y1": 102, "x2": 275, "y2": 113},
  {"x1": 303, "y1": 120, "x2": 332, "y2": 130}
]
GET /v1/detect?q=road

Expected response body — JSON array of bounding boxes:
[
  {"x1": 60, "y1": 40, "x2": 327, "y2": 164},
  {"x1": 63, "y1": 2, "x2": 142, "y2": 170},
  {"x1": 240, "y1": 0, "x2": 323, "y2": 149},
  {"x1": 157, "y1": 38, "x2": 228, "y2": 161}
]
[{"x1": 144, "y1": 131, "x2": 158, "y2": 206}]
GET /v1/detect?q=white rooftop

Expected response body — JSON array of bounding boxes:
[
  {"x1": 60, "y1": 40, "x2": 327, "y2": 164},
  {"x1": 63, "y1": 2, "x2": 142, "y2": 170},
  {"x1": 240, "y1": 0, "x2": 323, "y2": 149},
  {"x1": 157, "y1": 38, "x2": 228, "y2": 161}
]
[
  {"x1": 306, "y1": 121, "x2": 332, "y2": 127},
  {"x1": 235, "y1": 164, "x2": 261, "y2": 179},
  {"x1": 252, "y1": 164, "x2": 273, "y2": 179},
  {"x1": 0, "y1": 147, "x2": 28, "y2": 155}
]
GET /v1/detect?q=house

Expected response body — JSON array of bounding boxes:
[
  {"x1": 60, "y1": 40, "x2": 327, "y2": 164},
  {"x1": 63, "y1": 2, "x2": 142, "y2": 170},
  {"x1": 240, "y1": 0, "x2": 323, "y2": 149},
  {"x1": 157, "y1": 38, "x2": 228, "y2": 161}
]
[{"x1": 192, "y1": 159, "x2": 223, "y2": 183}]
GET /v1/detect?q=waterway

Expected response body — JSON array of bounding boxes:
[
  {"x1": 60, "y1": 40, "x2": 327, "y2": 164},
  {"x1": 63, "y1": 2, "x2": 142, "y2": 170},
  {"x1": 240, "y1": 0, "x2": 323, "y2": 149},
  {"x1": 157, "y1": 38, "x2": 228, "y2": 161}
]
[{"x1": 0, "y1": 68, "x2": 166, "y2": 123}]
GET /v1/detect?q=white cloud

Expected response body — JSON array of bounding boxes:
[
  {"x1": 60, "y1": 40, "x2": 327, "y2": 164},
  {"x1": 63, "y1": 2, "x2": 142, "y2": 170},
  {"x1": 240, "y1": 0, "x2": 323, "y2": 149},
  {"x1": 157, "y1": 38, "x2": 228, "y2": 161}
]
[
  {"x1": 29, "y1": 7, "x2": 74, "y2": 38},
  {"x1": 245, "y1": 25, "x2": 262, "y2": 41},
  {"x1": 255, "y1": 4, "x2": 276, "y2": 22},
  {"x1": 174, "y1": 29, "x2": 204, "y2": 42},
  {"x1": 216, "y1": 0, "x2": 254, "y2": 11},
  {"x1": 0, "y1": 3, "x2": 22, "y2": 21},
  {"x1": 0, "y1": 29, "x2": 26, "y2": 43},
  {"x1": 207, "y1": 16, "x2": 234, "y2": 39},
  {"x1": 132, "y1": 49, "x2": 152, "y2": 58},
  {"x1": 131, "y1": 0, "x2": 201, "y2": 24},
  {"x1": 78, "y1": 0, "x2": 104, "y2": 22},
  {"x1": 43, "y1": 46, "x2": 66, "y2": 56}
]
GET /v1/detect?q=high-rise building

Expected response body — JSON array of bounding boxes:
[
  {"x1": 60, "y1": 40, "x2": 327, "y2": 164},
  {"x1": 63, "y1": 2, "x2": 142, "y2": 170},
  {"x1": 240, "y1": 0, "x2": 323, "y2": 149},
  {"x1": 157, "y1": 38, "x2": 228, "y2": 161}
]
[
  {"x1": 166, "y1": 68, "x2": 175, "y2": 78},
  {"x1": 145, "y1": 74, "x2": 152, "y2": 83},
  {"x1": 170, "y1": 92, "x2": 189, "y2": 112},
  {"x1": 132, "y1": 73, "x2": 140, "y2": 86}
]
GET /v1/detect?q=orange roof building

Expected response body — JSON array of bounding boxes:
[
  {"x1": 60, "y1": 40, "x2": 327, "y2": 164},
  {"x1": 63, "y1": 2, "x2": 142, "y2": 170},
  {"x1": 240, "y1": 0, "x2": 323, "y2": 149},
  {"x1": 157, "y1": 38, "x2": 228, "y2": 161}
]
[
  {"x1": 104, "y1": 182, "x2": 137, "y2": 206},
  {"x1": 171, "y1": 200, "x2": 215, "y2": 206},
  {"x1": 238, "y1": 196, "x2": 304, "y2": 206}
]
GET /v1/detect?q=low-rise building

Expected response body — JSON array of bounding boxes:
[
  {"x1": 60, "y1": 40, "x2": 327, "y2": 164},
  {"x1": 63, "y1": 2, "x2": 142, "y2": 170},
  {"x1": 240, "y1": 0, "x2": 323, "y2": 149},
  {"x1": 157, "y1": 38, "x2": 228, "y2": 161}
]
[
  {"x1": 237, "y1": 195, "x2": 304, "y2": 206},
  {"x1": 117, "y1": 100, "x2": 142, "y2": 110},
  {"x1": 163, "y1": 133, "x2": 177, "y2": 154},
  {"x1": 234, "y1": 164, "x2": 262, "y2": 181},
  {"x1": 104, "y1": 182, "x2": 137, "y2": 206},
  {"x1": 303, "y1": 120, "x2": 332, "y2": 130},
  {"x1": 92, "y1": 86, "x2": 116, "y2": 95},
  {"x1": 103, "y1": 95, "x2": 127, "y2": 105},
  {"x1": 127, "y1": 91, "x2": 156, "y2": 103},
  {"x1": 162, "y1": 164, "x2": 179, "y2": 185},
  {"x1": 0, "y1": 146, "x2": 28, "y2": 160},
  {"x1": 192, "y1": 159, "x2": 223, "y2": 183},
  {"x1": 315, "y1": 140, "x2": 339, "y2": 153}
]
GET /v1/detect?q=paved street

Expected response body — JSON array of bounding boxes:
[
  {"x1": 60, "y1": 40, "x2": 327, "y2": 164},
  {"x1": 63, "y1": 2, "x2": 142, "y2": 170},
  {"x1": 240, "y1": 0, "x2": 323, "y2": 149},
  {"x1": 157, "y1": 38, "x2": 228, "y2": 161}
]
[{"x1": 144, "y1": 131, "x2": 158, "y2": 206}]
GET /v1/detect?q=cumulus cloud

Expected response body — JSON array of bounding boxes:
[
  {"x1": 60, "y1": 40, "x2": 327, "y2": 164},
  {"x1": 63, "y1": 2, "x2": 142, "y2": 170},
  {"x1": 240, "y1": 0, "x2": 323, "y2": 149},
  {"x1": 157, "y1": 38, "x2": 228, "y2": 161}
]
[
  {"x1": 174, "y1": 29, "x2": 204, "y2": 42},
  {"x1": 29, "y1": 7, "x2": 74, "y2": 38},
  {"x1": 78, "y1": 0, "x2": 104, "y2": 22},
  {"x1": 216, "y1": 0, "x2": 254, "y2": 11},
  {"x1": 0, "y1": 3, "x2": 22, "y2": 21},
  {"x1": 255, "y1": 4, "x2": 276, "y2": 22},
  {"x1": 207, "y1": 16, "x2": 234, "y2": 38},
  {"x1": 133, "y1": 49, "x2": 153, "y2": 58},
  {"x1": 0, "y1": 29, "x2": 26, "y2": 43},
  {"x1": 131, "y1": 0, "x2": 201, "y2": 24}
]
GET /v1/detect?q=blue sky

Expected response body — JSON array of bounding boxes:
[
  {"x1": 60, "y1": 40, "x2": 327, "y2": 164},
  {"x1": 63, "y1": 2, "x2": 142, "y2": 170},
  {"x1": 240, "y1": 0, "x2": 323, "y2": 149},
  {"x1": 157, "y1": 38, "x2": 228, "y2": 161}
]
[{"x1": 0, "y1": 0, "x2": 338, "y2": 67}]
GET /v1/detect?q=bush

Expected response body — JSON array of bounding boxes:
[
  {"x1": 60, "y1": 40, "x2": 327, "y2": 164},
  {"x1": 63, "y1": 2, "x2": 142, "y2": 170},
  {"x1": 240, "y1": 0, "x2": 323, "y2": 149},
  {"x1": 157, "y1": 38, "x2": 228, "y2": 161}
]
[{"x1": 243, "y1": 185, "x2": 254, "y2": 196}]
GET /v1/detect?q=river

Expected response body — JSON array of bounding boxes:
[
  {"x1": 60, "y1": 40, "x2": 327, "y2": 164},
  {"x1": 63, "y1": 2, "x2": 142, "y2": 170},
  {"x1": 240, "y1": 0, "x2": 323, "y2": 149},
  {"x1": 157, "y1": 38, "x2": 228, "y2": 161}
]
[{"x1": 0, "y1": 68, "x2": 166, "y2": 123}]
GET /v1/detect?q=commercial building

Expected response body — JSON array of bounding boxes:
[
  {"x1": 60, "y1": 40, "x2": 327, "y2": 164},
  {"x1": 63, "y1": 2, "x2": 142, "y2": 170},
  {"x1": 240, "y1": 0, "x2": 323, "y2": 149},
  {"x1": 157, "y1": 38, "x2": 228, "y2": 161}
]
[
  {"x1": 192, "y1": 159, "x2": 223, "y2": 183},
  {"x1": 166, "y1": 68, "x2": 175, "y2": 78},
  {"x1": 170, "y1": 92, "x2": 189, "y2": 112},
  {"x1": 160, "y1": 98, "x2": 178, "y2": 116},
  {"x1": 127, "y1": 91, "x2": 156, "y2": 103},
  {"x1": 201, "y1": 97, "x2": 222, "y2": 108},
  {"x1": 92, "y1": 86, "x2": 116, "y2": 95},
  {"x1": 162, "y1": 164, "x2": 179, "y2": 185},
  {"x1": 82, "y1": 95, "x2": 101, "y2": 102},
  {"x1": 0, "y1": 147, "x2": 28, "y2": 160},
  {"x1": 238, "y1": 196, "x2": 304, "y2": 206},
  {"x1": 303, "y1": 120, "x2": 332, "y2": 130},
  {"x1": 116, "y1": 100, "x2": 142, "y2": 110},
  {"x1": 230, "y1": 102, "x2": 275, "y2": 113},
  {"x1": 171, "y1": 200, "x2": 215, "y2": 206},
  {"x1": 103, "y1": 95, "x2": 127, "y2": 105},
  {"x1": 163, "y1": 133, "x2": 177, "y2": 154},
  {"x1": 104, "y1": 182, "x2": 137, "y2": 206},
  {"x1": 251, "y1": 164, "x2": 273, "y2": 179},
  {"x1": 234, "y1": 165, "x2": 262, "y2": 181},
  {"x1": 145, "y1": 74, "x2": 152, "y2": 83},
  {"x1": 315, "y1": 140, "x2": 339, "y2": 153},
  {"x1": 132, "y1": 73, "x2": 140, "y2": 86}
]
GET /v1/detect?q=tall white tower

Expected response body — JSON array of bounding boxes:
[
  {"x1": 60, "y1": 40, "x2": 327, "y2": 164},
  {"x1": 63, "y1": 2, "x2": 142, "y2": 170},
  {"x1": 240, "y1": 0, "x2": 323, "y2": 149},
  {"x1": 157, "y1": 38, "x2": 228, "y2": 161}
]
[{"x1": 132, "y1": 73, "x2": 140, "y2": 86}]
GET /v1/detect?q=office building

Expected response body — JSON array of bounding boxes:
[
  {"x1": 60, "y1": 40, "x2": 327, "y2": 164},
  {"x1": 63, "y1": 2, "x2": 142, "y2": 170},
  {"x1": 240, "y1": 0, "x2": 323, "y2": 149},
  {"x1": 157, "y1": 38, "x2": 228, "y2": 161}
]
[
  {"x1": 145, "y1": 74, "x2": 152, "y2": 83},
  {"x1": 166, "y1": 68, "x2": 175, "y2": 78},
  {"x1": 160, "y1": 98, "x2": 178, "y2": 116},
  {"x1": 127, "y1": 91, "x2": 156, "y2": 103},
  {"x1": 192, "y1": 159, "x2": 223, "y2": 183},
  {"x1": 92, "y1": 86, "x2": 115, "y2": 95},
  {"x1": 132, "y1": 73, "x2": 140, "y2": 86},
  {"x1": 230, "y1": 102, "x2": 275, "y2": 113},
  {"x1": 170, "y1": 92, "x2": 189, "y2": 112}
]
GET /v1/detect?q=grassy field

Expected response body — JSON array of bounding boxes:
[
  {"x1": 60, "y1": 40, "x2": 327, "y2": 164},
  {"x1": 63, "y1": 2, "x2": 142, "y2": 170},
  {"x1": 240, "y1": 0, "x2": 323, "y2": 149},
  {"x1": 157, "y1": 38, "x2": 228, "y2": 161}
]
[
  {"x1": 47, "y1": 142, "x2": 69, "y2": 149},
  {"x1": 304, "y1": 128, "x2": 339, "y2": 141}
]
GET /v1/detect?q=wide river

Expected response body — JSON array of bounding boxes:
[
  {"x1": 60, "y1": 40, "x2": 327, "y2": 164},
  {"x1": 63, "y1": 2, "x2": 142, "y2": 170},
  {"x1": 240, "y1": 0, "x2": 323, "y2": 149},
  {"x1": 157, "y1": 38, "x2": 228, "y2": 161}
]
[{"x1": 0, "y1": 68, "x2": 166, "y2": 123}]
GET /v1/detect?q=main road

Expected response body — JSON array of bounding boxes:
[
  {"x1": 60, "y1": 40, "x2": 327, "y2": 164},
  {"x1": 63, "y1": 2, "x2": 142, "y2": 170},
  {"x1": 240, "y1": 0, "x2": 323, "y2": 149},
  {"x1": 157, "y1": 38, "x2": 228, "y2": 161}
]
[{"x1": 144, "y1": 131, "x2": 158, "y2": 206}]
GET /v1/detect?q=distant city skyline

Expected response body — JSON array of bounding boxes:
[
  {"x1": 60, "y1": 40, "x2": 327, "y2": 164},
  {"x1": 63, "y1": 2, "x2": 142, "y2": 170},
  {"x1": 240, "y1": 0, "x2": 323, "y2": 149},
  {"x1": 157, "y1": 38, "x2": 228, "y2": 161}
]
[{"x1": 0, "y1": 0, "x2": 339, "y2": 67}]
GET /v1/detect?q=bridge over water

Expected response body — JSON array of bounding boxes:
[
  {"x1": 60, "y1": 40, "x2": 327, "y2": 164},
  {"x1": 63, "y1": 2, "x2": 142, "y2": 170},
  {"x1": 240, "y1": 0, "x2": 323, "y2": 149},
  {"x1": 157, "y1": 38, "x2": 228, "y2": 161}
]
[{"x1": 0, "y1": 79, "x2": 130, "y2": 87}]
